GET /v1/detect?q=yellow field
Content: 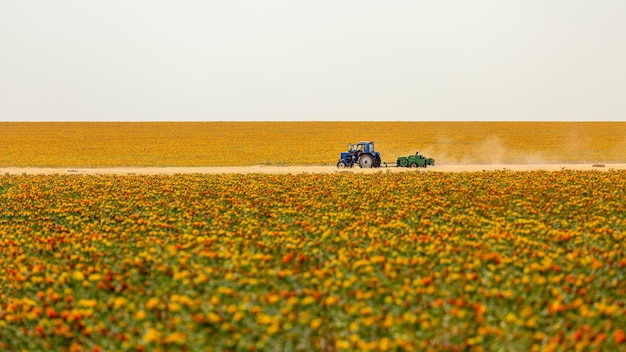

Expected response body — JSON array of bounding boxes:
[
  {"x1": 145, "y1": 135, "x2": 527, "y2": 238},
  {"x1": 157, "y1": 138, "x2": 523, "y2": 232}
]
[
  {"x1": 2, "y1": 122, "x2": 625, "y2": 350},
  {"x1": 1, "y1": 171, "x2": 625, "y2": 351},
  {"x1": 1, "y1": 122, "x2": 624, "y2": 167}
]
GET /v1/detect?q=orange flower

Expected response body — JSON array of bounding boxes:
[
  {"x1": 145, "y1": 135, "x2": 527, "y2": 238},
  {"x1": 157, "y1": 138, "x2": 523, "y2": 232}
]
[
  {"x1": 615, "y1": 329, "x2": 626, "y2": 344},
  {"x1": 45, "y1": 307, "x2": 57, "y2": 319}
]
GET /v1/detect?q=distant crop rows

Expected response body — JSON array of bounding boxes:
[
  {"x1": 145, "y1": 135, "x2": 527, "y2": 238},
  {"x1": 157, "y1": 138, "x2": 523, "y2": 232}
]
[
  {"x1": 1, "y1": 171, "x2": 625, "y2": 350},
  {"x1": 1, "y1": 122, "x2": 624, "y2": 167}
]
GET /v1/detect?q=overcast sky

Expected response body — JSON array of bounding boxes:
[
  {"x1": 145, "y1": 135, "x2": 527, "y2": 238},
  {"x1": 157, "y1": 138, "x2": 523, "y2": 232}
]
[{"x1": 1, "y1": 1, "x2": 625, "y2": 121}]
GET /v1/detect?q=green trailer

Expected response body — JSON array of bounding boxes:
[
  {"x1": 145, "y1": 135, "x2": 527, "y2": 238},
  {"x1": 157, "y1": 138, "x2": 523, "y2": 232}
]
[{"x1": 397, "y1": 152, "x2": 435, "y2": 168}]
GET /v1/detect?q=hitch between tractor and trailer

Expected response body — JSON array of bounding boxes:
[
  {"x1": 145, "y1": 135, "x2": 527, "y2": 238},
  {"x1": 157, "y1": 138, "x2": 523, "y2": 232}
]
[{"x1": 381, "y1": 161, "x2": 398, "y2": 168}]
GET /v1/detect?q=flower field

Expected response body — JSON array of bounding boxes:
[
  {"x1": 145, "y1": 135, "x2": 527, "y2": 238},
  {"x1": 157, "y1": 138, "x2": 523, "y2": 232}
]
[{"x1": 1, "y1": 170, "x2": 625, "y2": 351}]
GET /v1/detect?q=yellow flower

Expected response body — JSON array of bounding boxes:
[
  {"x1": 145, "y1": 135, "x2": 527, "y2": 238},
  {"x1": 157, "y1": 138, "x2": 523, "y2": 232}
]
[
  {"x1": 143, "y1": 327, "x2": 161, "y2": 343},
  {"x1": 71, "y1": 271, "x2": 84, "y2": 281},
  {"x1": 267, "y1": 323, "x2": 280, "y2": 335},
  {"x1": 324, "y1": 296, "x2": 338, "y2": 306},
  {"x1": 233, "y1": 311, "x2": 244, "y2": 322},
  {"x1": 267, "y1": 293, "x2": 280, "y2": 305},
  {"x1": 310, "y1": 318, "x2": 322, "y2": 330},
  {"x1": 360, "y1": 306, "x2": 373, "y2": 315},
  {"x1": 135, "y1": 310, "x2": 147, "y2": 320},
  {"x1": 145, "y1": 297, "x2": 160, "y2": 310},
  {"x1": 168, "y1": 302, "x2": 181, "y2": 312},
  {"x1": 113, "y1": 296, "x2": 127, "y2": 309},
  {"x1": 164, "y1": 331, "x2": 187, "y2": 344},
  {"x1": 78, "y1": 299, "x2": 97, "y2": 308},
  {"x1": 301, "y1": 296, "x2": 316, "y2": 306},
  {"x1": 207, "y1": 312, "x2": 221, "y2": 323}
]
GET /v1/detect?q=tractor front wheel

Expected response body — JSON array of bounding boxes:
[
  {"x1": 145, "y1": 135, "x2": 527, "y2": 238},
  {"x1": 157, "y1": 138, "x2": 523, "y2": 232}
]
[
  {"x1": 410, "y1": 163, "x2": 418, "y2": 168},
  {"x1": 359, "y1": 154, "x2": 375, "y2": 168},
  {"x1": 337, "y1": 161, "x2": 347, "y2": 168}
]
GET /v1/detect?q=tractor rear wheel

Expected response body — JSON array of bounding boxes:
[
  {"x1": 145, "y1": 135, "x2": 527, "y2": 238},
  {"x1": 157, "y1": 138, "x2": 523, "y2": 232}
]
[{"x1": 359, "y1": 154, "x2": 374, "y2": 168}]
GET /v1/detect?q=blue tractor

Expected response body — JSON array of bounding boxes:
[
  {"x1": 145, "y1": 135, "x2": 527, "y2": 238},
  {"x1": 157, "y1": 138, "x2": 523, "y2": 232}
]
[{"x1": 337, "y1": 141, "x2": 382, "y2": 168}]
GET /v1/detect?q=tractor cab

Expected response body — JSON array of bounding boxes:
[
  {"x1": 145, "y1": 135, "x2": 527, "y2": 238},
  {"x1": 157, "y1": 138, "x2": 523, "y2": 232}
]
[
  {"x1": 347, "y1": 141, "x2": 374, "y2": 155},
  {"x1": 348, "y1": 144, "x2": 361, "y2": 153}
]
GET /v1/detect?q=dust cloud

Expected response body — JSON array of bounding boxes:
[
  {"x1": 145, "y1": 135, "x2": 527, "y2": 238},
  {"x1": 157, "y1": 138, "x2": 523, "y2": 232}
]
[{"x1": 384, "y1": 132, "x2": 620, "y2": 165}]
